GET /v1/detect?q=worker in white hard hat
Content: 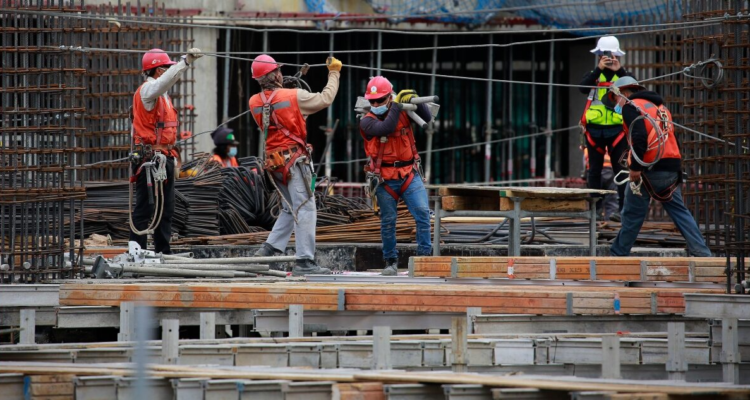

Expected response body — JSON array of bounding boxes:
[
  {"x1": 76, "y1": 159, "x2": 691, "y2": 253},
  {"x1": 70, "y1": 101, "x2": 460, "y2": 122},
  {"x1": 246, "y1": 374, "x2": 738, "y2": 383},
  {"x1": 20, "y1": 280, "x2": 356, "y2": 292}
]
[{"x1": 579, "y1": 35, "x2": 631, "y2": 222}]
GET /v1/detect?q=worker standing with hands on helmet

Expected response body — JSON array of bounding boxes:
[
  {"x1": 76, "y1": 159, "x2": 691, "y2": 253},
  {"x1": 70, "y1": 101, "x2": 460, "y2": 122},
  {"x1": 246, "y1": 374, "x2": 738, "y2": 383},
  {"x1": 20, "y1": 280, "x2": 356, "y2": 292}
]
[
  {"x1": 130, "y1": 48, "x2": 202, "y2": 255},
  {"x1": 360, "y1": 77, "x2": 432, "y2": 276},
  {"x1": 210, "y1": 127, "x2": 240, "y2": 168},
  {"x1": 603, "y1": 77, "x2": 712, "y2": 257},
  {"x1": 579, "y1": 36, "x2": 632, "y2": 221},
  {"x1": 249, "y1": 54, "x2": 342, "y2": 276}
]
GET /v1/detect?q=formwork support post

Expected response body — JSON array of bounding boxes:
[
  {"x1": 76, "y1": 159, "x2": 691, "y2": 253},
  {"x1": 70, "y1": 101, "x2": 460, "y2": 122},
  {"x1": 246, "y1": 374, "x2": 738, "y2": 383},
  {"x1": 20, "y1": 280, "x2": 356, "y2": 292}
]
[
  {"x1": 667, "y1": 322, "x2": 687, "y2": 380},
  {"x1": 161, "y1": 319, "x2": 180, "y2": 365},
  {"x1": 288, "y1": 304, "x2": 304, "y2": 338},
  {"x1": 372, "y1": 326, "x2": 392, "y2": 370},
  {"x1": 200, "y1": 312, "x2": 216, "y2": 340}
]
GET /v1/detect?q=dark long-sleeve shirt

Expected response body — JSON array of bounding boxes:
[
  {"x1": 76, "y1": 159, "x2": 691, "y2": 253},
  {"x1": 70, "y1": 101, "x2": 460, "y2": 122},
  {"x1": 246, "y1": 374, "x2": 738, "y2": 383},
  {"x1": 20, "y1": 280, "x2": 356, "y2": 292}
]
[
  {"x1": 623, "y1": 91, "x2": 681, "y2": 172},
  {"x1": 360, "y1": 103, "x2": 432, "y2": 138},
  {"x1": 578, "y1": 66, "x2": 632, "y2": 95}
]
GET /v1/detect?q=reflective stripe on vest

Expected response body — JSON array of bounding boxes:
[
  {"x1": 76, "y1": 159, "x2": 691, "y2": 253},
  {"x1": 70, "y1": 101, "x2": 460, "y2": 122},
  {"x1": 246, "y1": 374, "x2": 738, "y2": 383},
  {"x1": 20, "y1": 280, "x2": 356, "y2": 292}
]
[
  {"x1": 248, "y1": 89, "x2": 307, "y2": 152},
  {"x1": 585, "y1": 73, "x2": 623, "y2": 126},
  {"x1": 625, "y1": 99, "x2": 681, "y2": 166}
]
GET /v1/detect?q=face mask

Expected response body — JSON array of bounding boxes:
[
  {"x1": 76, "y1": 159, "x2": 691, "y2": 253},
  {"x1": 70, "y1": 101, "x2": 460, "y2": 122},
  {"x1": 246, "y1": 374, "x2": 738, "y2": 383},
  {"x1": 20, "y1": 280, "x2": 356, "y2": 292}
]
[
  {"x1": 228, "y1": 147, "x2": 237, "y2": 157},
  {"x1": 614, "y1": 104, "x2": 623, "y2": 115},
  {"x1": 371, "y1": 105, "x2": 388, "y2": 115}
]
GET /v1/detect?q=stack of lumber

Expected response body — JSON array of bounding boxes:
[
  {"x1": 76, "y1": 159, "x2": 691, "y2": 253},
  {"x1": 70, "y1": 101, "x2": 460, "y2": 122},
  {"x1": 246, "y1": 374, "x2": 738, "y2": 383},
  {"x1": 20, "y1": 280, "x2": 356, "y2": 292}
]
[
  {"x1": 58, "y1": 282, "x2": 719, "y2": 315},
  {"x1": 411, "y1": 256, "x2": 730, "y2": 283},
  {"x1": 0, "y1": 362, "x2": 747, "y2": 398},
  {"x1": 24, "y1": 374, "x2": 75, "y2": 400},
  {"x1": 435, "y1": 185, "x2": 611, "y2": 212}
]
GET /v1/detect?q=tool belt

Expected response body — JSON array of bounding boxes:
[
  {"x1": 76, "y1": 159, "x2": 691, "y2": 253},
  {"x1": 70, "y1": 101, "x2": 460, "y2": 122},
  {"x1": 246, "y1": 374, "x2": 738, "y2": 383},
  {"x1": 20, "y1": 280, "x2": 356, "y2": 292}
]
[
  {"x1": 264, "y1": 145, "x2": 302, "y2": 171},
  {"x1": 131, "y1": 143, "x2": 181, "y2": 180}
]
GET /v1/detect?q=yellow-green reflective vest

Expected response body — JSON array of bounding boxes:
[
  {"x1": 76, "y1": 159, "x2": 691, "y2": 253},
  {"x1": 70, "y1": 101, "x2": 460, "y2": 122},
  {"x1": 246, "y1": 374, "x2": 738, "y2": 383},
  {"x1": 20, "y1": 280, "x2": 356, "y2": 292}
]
[{"x1": 585, "y1": 73, "x2": 623, "y2": 126}]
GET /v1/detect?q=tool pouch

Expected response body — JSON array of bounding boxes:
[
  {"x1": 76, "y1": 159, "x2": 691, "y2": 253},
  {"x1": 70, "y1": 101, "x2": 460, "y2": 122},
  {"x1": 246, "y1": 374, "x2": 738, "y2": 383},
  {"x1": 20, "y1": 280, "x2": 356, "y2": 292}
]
[{"x1": 264, "y1": 151, "x2": 287, "y2": 171}]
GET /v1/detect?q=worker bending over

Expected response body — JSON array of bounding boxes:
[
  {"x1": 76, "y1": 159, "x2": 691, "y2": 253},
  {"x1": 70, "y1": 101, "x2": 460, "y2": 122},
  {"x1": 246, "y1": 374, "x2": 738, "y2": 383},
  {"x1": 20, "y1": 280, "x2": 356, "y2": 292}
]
[
  {"x1": 360, "y1": 77, "x2": 432, "y2": 276},
  {"x1": 211, "y1": 127, "x2": 240, "y2": 168},
  {"x1": 579, "y1": 36, "x2": 632, "y2": 221},
  {"x1": 130, "y1": 48, "x2": 202, "y2": 255},
  {"x1": 604, "y1": 77, "x2": 712, "y2": 257},
  {"x1": 249, "y1": 54, "x2": 342, "y2": 276}
]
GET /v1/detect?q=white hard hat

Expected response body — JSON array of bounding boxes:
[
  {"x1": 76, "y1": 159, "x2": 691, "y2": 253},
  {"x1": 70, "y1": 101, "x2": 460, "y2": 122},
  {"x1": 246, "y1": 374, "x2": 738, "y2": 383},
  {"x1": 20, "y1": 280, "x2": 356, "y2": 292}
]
[{"x1": 590, "y1": 36, "x2": 625, "y2": 56}]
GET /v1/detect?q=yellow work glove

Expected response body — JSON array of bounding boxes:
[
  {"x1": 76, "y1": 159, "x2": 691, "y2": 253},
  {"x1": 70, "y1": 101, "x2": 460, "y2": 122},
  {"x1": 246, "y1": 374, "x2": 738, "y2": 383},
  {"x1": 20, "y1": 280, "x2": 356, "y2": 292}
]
[
  {"x1": 395, "y1": 89, "x2": 417, "y2": 104},
  {"x1": 326, "y1": 56, "x2": 342, "y2": 72}
]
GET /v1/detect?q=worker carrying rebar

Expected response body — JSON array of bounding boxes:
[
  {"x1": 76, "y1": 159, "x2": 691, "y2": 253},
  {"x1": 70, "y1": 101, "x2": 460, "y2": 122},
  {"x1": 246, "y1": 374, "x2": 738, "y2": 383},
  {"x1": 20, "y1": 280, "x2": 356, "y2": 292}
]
[
  {"x1": 210, "y1": 127, "x2": 240, "y2": 168},
  {"x1": 579, "y1": 36, "x2": 632, "y2": 222},
  {"x1": 602, "y1": 77, "x2": 712, "y2": 257},
  {"x1": 582, "y1": 147, "x2": 618, "y2": 221},
  {"x1": 249, "y1": 54, "x2": 342, "y2": 276},
  {"x1": 129, "y1": 48, "x2": 203, "y2": 255},
  {"x1": 360, "y1": 77, "x2": 433, "y2": 276}
]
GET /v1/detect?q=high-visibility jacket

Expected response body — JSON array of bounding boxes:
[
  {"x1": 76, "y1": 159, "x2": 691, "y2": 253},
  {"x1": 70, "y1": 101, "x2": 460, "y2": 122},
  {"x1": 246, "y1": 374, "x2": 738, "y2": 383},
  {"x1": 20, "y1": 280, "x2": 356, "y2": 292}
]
[
  {"x1": 132, "y1": 83, "x2": 179, "y2": 157},
  {"x1": 584, "y1": 147, "x2": 612, "y2": 170},
  {"x1": 584, "y1": 73, "x2": 623, "y2": 127},
  {"x1": 211, "y1": 154, "x2": 239, "y2": 168},
  {"x1": 249, "y1": 89, "x2": 307, "y2": 152},
  {"x1": 625, "y1": 98, "x2": 681, "y2": 166},
  {"x1": 361, "y1": 110, "x2": 419, "y2": 181}
]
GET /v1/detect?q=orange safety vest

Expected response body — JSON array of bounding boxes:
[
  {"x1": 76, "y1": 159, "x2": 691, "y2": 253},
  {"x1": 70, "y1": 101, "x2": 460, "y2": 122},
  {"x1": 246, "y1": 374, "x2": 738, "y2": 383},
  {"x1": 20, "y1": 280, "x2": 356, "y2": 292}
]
[
  {"x1": 132, "y1": 83, "x2": 179, "y2": 157},
  {"x1": 361, "y1": 110, "x2": 420, "y2": 200},
  {"x1": 211, "y1": 154, "x2": 239, "y2": 168},
  {"x1": 584, "y1": 148, "x2": 612, "y2": 170},
  {"x1": 625, "y1": 99, "x2": 681, "y2": 167},
  {"x1": 249, "y1": 89, "x2": 307, "y2": 153}
]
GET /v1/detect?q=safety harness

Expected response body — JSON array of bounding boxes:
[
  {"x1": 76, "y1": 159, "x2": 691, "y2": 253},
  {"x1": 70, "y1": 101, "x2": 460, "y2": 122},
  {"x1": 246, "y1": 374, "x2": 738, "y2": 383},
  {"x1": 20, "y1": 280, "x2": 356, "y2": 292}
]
[
  {"x1": 366, "y1": 112, "x2": 422, "y2": 201},
  {"x1": 580, "y1": 81, "x2": 626, "y2": 156},
  {"x1": 258, "y1": 90, "x2": 314, "y2": 223}
]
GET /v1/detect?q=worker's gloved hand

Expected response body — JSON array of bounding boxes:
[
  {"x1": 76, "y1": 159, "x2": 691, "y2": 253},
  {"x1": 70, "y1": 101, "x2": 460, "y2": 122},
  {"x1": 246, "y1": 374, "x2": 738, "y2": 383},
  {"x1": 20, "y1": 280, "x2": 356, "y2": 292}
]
[
  {"x1": 395, "y1": 89, "x2": 417, "y2": 104},
  {"x1": 326, "y1": 56, "x2": 342, "y2": 72},
  {"x1": 186, "y1": 48, "x2": 203, "y2": 64}
]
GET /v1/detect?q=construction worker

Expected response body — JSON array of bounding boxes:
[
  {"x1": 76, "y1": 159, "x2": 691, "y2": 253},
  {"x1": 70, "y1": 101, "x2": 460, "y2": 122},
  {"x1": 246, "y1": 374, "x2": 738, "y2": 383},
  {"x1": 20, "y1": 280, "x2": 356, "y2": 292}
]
[
  {"x1": 130, "y1": 48, "x2": 202, "y2": 255},
  {"x1": 249, "y1": 54, "x2": 342, "y2": 276},
  {"x1": 210, "y1": 127, "x2": 240, "y2": 168},
  {"x1": 579, "y1": 36, "x2": 633, "y2": 222},
  {"x1": 582, "y1": 147, "x2": 619, "y2": 220},
  {"x1": 360, "y1": 77, "x2": 432, "y2": 276},
  {"x1": 603, "y1": 77, "x2": 712, "y2": 257}
]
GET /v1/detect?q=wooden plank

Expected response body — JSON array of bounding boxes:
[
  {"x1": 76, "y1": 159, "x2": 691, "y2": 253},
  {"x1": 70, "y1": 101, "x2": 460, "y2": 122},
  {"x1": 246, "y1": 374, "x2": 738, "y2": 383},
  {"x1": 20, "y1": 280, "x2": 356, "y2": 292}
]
[
  {"x1": 499, "y1": 198, "x2": 589, "y2": 212},
  {"x1": 442, "y1": 196, "x2": 498, "y2": 211},
  {"x1": 29, "y1": 382, "x2": 74, "y2": 396}
]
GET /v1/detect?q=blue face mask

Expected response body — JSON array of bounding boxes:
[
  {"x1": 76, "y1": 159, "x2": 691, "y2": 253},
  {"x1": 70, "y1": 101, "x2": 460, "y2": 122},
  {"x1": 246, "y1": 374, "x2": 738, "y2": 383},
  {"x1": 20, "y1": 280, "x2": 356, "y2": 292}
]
[
  {"x1": 613, "y1": 104, "x2": 623, "y2": 115},
  {"x1": 371, "y1": 105, "x2": 388, "y2": 115},
  {"x1": 228, "y1": 147, "x2": 237, "y2": 157}
]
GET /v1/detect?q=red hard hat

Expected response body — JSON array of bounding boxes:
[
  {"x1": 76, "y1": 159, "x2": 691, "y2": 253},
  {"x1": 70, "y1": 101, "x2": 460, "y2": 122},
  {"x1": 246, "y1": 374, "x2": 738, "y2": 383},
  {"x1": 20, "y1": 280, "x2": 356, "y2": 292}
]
[
  {"x1": 252, "y1": 54, "x2": 280, "y2": 79},
  {"x1": 364, "y1": 76, "x2": 393, "y2": 100},
  {"x1": 142, "y1": 48, "x2": 176, "y2": 72}
]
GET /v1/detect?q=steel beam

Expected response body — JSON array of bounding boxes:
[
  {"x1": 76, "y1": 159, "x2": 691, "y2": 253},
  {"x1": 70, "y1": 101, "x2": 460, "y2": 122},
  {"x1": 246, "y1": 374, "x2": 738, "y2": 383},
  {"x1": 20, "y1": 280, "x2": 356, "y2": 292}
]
[
  {"x1": 684, "y1": 294, "x2": 750, "y2": 319},
  {"x1": 253, "y1": 310, "x2": 462, "y2": 333}
]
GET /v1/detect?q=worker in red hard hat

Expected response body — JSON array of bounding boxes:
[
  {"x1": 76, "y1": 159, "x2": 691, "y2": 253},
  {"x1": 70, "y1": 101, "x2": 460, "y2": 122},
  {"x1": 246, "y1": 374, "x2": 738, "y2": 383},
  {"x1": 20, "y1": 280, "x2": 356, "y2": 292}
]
[
  {"x1": 360, "y1": 76, "x2": 433, "y2": 276},
  {"x1": 129, "y1": 47, "x2": 203, "y2": 255},
  {"x1": 249, "y1": 54, "x2": 342, "y2": 276},
  {"x1": 210, "y1": 127, "x2": 240, "y2": 168}
]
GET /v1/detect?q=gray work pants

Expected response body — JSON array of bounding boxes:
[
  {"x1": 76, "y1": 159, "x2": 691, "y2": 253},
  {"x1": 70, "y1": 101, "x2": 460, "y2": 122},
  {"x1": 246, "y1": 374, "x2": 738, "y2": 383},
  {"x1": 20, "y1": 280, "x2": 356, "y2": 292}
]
[{"x1": 265, "y1": 161, "x2": 316, "y2": 260}]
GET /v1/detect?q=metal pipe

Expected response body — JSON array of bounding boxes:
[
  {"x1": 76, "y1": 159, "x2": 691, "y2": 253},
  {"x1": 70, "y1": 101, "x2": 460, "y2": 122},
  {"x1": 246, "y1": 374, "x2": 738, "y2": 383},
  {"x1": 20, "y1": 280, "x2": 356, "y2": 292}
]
[
  {"x1": 222, "y1": 28, "x2": 231, "y2": 122},
  {"x1": 508, "y1": 46, "x2": 514, "y2": 181},
  {"x1": 530, "y1": 45, "x2": 537, "y2": 179},
  {"x1": 484, "y1": 34, "x2": 494, "y2": 183},
  {"x1": 258, "y1": 31, "x2": 268, "y2": 157},
  {"x1": 346, "y1": 52, "x2": 353, "y2": 183},
  {"x1": 408, "y1": 96, "x2": 439, "y2": 104},
  {"x1": 325, "y1": 33, "x2": 334, "y2": 178},
  {"x1": 425, "y1": 35, "x2": 438, "y2": 183},
  {"x1": 175, "y1": 256, "x2": 296, "y2": 264},
  {"x1": 119, "y1": 265, "x2": 238, "y2": 278},
  {"x1": 157, "y1": 263, "x2": 269, "y2": 271},
  {"x1": 376, "y1": 31, "x2": 382, "y2": 75},
  {"x1": 255, "y1": 269, "x2": 288, "y2": 278},
  {"x1": 545, "y1": 36, "x2": 555, "y2": 186}
]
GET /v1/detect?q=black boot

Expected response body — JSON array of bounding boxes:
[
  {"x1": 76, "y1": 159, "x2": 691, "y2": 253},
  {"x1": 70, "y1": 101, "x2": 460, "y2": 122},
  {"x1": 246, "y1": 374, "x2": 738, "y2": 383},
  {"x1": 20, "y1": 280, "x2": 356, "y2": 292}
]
[
  {"x1": 254, "y1": 243, "x2": 282, "y2": 257},
  {"x1": 381, "y1": 258, "x2": 398, "y2": 276},
  {"x1": 292, "y1": 259, "x2": 331, "y2": 276}
]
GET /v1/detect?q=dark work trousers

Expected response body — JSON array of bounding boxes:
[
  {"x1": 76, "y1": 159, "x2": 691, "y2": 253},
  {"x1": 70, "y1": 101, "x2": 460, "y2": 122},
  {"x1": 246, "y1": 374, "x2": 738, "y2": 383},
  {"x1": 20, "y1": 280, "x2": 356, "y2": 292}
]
[
  {"x1": 129, "y1": 157, "x2": 175, "y2": 254},
  {"x1": 586, "y1": 134, "x2": 628, "y2": 212}
]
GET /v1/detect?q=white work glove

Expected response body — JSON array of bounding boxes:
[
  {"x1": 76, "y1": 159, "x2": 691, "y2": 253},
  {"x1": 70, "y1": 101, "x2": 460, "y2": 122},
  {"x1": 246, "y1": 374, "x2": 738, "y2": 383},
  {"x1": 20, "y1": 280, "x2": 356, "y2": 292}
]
[{"x1": 186, "y1": 48, "x2": 203, "y2": 65}]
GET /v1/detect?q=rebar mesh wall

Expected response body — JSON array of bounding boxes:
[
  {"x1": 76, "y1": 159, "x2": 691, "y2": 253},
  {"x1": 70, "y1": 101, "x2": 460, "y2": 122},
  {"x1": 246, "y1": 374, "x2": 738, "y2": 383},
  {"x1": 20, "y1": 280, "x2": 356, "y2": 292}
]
[{"x1": 1, "y1": 1, "x2": 86, "y2": 282}]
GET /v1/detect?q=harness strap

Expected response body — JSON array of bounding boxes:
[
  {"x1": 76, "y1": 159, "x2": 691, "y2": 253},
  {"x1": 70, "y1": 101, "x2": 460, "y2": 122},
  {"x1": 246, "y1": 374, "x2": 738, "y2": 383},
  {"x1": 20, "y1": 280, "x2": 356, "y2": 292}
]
[
  {"x1": 154, "y1": 95, "x2": 178, "y2": 145},
  {"x1": 260, "y1": 90, "x2": 308, "y2": 151},
  {"x1": 383, "y1": 171, "x2": 416, "y2": 201},
  {"x1": 640, "y1": 174, "x2": 680, "y2": 203}
]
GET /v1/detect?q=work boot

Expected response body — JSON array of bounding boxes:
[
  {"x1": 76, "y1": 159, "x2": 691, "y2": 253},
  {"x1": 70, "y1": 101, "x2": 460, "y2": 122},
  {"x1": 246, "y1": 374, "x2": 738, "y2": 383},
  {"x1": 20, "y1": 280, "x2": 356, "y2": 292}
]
[
  {"x1": 381, "y1": 258, "x2": 398, "y2": 276},
  {"x1": 254, "y1": 243, "x2": 282, "y2": 257},
  {"x1": 609, "y1": 212, "x2": 622, "y2": 223},
  {"x1": 292, "y1": 259, "x2": 331, "y2": 276}
]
